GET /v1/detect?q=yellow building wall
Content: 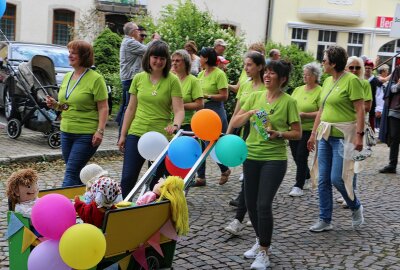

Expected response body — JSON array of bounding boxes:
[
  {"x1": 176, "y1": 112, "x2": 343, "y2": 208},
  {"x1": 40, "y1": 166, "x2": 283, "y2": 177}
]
[{"x1": 269, "y1": 0, "x2": 400, "y2": 63}]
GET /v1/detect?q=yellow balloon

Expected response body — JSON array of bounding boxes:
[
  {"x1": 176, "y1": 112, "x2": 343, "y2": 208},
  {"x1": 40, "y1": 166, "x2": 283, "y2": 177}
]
[{"x1": 59, "y1": 223, "x2": 106, "y2": 269}]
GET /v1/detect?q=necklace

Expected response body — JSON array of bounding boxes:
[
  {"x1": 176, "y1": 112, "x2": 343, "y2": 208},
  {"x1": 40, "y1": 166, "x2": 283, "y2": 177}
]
[
  {"x1": 65, "y1": 69, "x2": 89, "y2": 100},
  {"x1": 266, "y1": 90, "x2": 283, "y2": 115},
  {"x1": 149, "y1": 75, "x2": 162, "y2": 96}
]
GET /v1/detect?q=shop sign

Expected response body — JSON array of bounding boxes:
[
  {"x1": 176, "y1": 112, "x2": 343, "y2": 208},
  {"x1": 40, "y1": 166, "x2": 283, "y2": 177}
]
[{"x1": 376, "y1": 16, "x2": 393, "y2": 29}]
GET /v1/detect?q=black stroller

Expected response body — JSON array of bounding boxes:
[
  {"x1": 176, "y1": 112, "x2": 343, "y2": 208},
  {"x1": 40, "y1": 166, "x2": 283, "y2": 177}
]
[{"x1": 6, "y1": 55, "x2": 61, "y2": 148}]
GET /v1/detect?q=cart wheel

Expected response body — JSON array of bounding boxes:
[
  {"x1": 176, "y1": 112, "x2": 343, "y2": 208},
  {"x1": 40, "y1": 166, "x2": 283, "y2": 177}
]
[
  {"x1": 48, "y1": 131, "x2": 61, "y2": 149},
  {"x1": 7, "y1": 118, "x2": 22, "y2": 139},
  {"x1": 139, "y1": 255, "x2": 160, "y2": 270}
]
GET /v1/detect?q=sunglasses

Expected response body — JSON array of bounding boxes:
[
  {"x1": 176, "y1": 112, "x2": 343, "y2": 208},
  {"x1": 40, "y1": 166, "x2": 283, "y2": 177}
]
[
  {"x1": 140, "y1": 34, "x2": 147, "y2": 38},
  {"x1": 348, "y1": 66, "x2": 361, "y2": 71}
]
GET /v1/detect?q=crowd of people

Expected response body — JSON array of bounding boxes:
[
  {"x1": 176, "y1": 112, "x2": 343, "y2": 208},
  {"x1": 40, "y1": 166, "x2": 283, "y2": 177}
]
[{"x1": 39, "y1": 20, "x2": 400, "y2": 270}]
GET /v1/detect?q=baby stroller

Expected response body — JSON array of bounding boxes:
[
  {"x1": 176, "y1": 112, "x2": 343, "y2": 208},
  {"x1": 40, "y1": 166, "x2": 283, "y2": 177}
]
[{"x1": 6, "y1": 55, "x2": 61, "y2": 148}]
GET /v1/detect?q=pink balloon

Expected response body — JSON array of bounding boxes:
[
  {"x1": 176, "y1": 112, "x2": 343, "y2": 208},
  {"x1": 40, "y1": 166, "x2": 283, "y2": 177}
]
[{"x1": 31, "y1": 194, "x2": 76, "y2": 240}]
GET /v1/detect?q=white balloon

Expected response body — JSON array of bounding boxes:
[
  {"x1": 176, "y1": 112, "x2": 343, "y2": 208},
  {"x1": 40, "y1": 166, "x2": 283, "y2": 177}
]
[
  {"x1": 138, "y1": 131, "x2": 169, "y2": 161},
  {"x1": 209, "y1": 147, "x2": 221, "y2": 164}
]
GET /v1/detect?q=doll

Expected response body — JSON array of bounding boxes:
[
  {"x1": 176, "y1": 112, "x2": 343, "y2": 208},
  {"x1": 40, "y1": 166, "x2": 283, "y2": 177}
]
[
  {"x1": 79, "y1": 163, "x2": 108, "y2": 204},
  {"x1": 74, "y1": 177, "x2": 123, "y2": 228},
  {"x1": 6, "y1": 169, "x2": 39, "y2": 218},
  {"x1": 137, "y1": 176, "x2": 189, "y2": 236}
]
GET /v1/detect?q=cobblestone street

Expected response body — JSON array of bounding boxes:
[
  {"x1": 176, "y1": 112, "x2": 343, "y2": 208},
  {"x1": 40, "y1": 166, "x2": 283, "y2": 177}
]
[{"x1": 0, "y1": 123, "x2": 399, "y2": 269}]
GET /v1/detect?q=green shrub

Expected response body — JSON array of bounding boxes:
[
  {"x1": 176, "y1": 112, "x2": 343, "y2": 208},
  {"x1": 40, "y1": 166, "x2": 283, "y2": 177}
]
[
  {"x1": 155, "y1": 0, "x2": 246, "y2": 118},
  {"x1": 265, "y1": 42, "x2": 316, "y2": 94},
  {"x1": 93, "y1": 28, "x2": 123, "y2": 106}
]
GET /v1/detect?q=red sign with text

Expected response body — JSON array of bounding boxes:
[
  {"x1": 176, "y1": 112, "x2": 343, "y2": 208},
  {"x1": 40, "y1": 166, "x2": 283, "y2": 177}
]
[{"x1": 376, "y1": 16, "x2": 393, "y2": 29}]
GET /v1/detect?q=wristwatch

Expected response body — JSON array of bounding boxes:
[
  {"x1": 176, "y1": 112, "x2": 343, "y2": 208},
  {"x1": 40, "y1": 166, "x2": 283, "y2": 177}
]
[
  {"x1": 97, "y1": 128, "x2": 105, "y2": 135},
  {"x1": 173, "y1": 124, "x2": 180, "y2": 130},
  {"x1": 356, "y1": 131, "x2": 365, "y2": 136},
  {"x1": 277, "y1": 131, "x2": 283, "y2": 138}
]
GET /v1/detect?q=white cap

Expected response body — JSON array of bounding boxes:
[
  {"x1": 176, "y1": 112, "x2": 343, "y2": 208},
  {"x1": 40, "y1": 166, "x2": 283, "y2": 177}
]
[{"x1": 80, "y1": 164, "x2": 108, "y2": 185}]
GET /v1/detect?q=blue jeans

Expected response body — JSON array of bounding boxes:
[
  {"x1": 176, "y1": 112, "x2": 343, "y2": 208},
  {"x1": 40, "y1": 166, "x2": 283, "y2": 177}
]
[
  {"x1": 121, "y1": 135, "x2": 168, "y2": 198},
  {"x1": 317, "y1": 137, "x2": 361, "y2": 223},
  {"x1": 197, "y1": 101, "x2": 229, "y2": 178},
  {"x1": 115, "y1": 79, "x2": 132, "y2": 130},
  {"x1": 61, "y1": 132, "x2": 98, "y2": 187}
]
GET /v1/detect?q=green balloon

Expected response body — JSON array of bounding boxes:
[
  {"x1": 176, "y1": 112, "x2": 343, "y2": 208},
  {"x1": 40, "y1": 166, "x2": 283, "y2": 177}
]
[{"x1": 215, "y1": 135, "x2": 248, "y2": 167}]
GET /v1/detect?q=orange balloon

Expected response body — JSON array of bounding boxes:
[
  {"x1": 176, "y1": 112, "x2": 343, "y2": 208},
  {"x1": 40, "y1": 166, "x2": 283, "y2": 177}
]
[{"x1": 191, "y1": 109, "x2": 222, "y2": 141}]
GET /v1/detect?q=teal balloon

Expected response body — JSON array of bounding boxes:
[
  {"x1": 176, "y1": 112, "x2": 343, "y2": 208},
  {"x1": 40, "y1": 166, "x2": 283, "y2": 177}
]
[
  {"x1": 0, "y1": 0, "x2": 6, "y2": 19},
  {"x1": 215, "y1": 135, "x2": 248, "y2": 167}
]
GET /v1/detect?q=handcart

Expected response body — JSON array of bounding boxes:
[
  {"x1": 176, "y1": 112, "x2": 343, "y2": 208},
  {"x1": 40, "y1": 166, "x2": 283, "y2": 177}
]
[{"x1": 7, "y1": 130, "x2": 216, "y2": 270}]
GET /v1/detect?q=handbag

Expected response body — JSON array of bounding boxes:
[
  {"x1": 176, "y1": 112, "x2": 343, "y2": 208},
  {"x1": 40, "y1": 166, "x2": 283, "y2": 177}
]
[{"x1": 365, "y1": 123, "x2": 377, "y2": 147}]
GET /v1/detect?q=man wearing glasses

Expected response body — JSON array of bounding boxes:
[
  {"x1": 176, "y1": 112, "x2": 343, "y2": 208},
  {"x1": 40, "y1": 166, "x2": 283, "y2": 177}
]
[
  {"x1": 116, "y1": 22, "x2": 147, "y2": 134},
  {"x1": 137, "y1": 25, "x2": 147, "y2": 44}
]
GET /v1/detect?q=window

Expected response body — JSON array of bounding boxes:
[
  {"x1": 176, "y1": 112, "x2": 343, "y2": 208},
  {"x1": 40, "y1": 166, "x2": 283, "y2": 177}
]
[
  {"x1": 317, "y1": 30, "x2": 337, "y2": 61},
  {"x1": 0, "y1": 4, "x2": 16, "y2": 41},
  {"x1": 220, "y1": 24, "x2": 237, "y2": 33},
  {"x1": 347, "y1": 33, "x2": 364, "y2": 57},
  {"x1": 53, "y1": 9, "x2": 75, "y2": 45},
  {"x1": 291, "y1": 28, "x2": 308, "y2": 51}
]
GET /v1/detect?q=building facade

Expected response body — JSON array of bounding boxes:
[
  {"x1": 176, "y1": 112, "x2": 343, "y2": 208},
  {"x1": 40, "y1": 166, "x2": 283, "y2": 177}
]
[
  {"x1": 1, "y1": 0, "x2": 398, "y2": 69},
  {"x1": 269, "y1": 0, "x2": 400, "y2": 69}
]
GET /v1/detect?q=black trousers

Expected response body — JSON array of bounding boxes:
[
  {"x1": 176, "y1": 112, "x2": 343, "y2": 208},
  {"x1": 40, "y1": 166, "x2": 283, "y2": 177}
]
[
  {"x1": 243, "y1": 159, "x2": 287, "y2": 247},
  {"x1": 289, "y1": 130, "x2": 311, "y2": 189},
  {"x1": 388, "y1": 117, "x2": 400, "y2": 168}
]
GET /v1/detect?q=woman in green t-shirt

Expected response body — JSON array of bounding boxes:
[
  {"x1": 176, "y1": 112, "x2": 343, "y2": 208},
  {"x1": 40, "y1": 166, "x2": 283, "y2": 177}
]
[
  {"x1": 288, "y1": 62, "x2": 322, "y2": 197},
  {"x1": 307, "y1": 46, "x2": 365, "y2": 233},
  {"x1": 224, "y1": 51, "x2": 266, "y2": 236},
  {"x1": 171, "y1": 49, "x2": 204, "y2": 130},
  {"x1": 194, "y1": 47, "x2": 231, "y2": 186},
  {"x1": 46, "y1": 40, "x2": 109, "y2": 187},
  {"x1": 346, "y1": 56, "x2": 372, "y2": 112},
  {"x1": 118, "y1": 41, "x2": 184, "y2": 198},
  {"x1": 230, "y1": 60, "x2": 301, "y2": 269}
]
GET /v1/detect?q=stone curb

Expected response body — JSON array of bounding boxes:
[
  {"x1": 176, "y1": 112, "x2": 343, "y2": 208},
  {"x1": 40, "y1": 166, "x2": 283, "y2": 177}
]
[{"x1": 0, "y1": 149, "x2": 121, "y2": 165}]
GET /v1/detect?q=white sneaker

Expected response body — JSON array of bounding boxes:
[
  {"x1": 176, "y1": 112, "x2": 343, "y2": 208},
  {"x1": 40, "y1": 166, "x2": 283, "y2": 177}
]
[
  {"x1": 250, "y1": 250, "x2": 270, "y2": 269},
  {"x1": 244, "y1": 238, "x2": 260, "y2": 259},
  {"x1": 336, "y1": 196, "x2": 344, "y2": 203},
  {"x1": 289, "y1": 187, "x2": 304, "y2": 197},
  {"x1": 239, "y1": 172, "x2": 244, "y2": 181},
  {"x1": 303, "y1": 179, "x2": 311, "y2": 190},
  {"x1": 224, "y1": 219, "x2": 244, "y2": 236},
  {"x1": 246, "y1": 220, "x2": 252, "y2": 227}
]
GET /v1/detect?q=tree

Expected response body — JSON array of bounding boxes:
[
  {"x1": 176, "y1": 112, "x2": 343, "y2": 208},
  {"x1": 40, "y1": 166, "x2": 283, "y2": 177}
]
[{"x1": 93, "y1": 28, "x2": 123, "y2": 103}]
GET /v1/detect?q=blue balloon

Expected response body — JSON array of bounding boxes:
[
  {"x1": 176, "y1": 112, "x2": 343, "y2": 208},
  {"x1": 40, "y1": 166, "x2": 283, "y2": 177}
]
[
  {"x1": 0, "y1": 0, "x2": 6, "y2": 19},
  {"x1": 168, "y1": 136, "x2": 202, "y2": 169},
  {"x1": 215, "y1": 135, "x2": 248, "y2": 167}
]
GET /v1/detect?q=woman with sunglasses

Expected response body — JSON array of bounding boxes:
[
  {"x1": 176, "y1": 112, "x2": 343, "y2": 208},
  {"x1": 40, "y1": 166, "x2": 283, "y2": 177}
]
[
  {"x1": 171, "y1": 49, "x2": 204, "y2": 130},
  {"x1": 194, "y1": 47, "x2": 231, "y2": 186},
  {"x1": 118, "y1": 41, "x2": 184, "y2": 198},
  {"x1": 230, "y1": 60, "x2": 301, "y2": 269},
  {"x1": 346, "y1": 56, "x2": 372, "y2": 113},
  {"x1": 336, "y1": 56, "x2": 373, "y2": 207},
  {"x1": 307, "y1": 46, "x2": 365, "y2": 233}
]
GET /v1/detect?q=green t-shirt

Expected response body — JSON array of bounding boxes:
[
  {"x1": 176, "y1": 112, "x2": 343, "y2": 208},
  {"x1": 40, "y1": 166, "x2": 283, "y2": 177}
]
[
  {"x1": 128, "y1": 72, "x2": 183, "y2": 138},
  {"x1": 320, "y1": 72, "x2": 364, "y2": 137},
  {"x1": 361, "y1": 79, "x2": 372, "y2": 101},
  {"x1": 181, "y1": 74, "x2": 203, "y2": 125},
  {"x1": 291, "y1": 85, "x2": 322, "y2": 131},
  {"x1": 237, "y1": 80, "x2": 266, "y2": 105},
  {"x1": 242, "y1": 91, "x2": 300, "y2": 161},
  {"x1": 58, "y1": 69, "x2": 108, "y2": 134},
  {"x1": 197, "y1": 68, "x2": 228, "y2": 97}
]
